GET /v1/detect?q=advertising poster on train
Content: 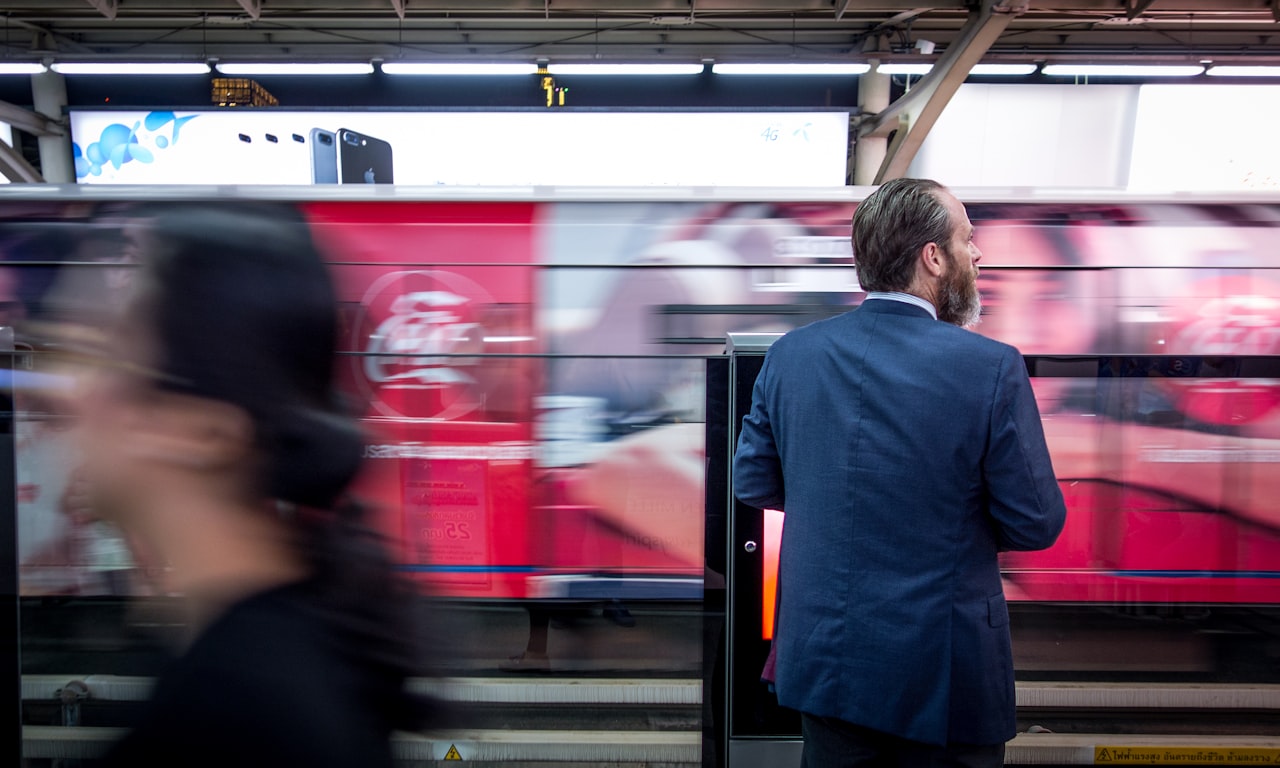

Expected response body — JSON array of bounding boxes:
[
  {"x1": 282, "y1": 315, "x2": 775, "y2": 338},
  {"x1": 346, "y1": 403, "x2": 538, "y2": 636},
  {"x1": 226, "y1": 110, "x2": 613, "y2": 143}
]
[
  {"x1": 68, "y1": 110, "x2": 851, "y2": 186},
  {"x1": 302, "y1": 201, "x2": 538, "y2": 598}
]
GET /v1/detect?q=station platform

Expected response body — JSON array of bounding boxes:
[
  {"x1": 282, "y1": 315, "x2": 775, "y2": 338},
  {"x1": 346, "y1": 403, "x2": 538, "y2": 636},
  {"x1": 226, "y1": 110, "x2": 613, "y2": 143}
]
[{"x1": 21, "y1": 674, "x2": 1280, "y2": 766}]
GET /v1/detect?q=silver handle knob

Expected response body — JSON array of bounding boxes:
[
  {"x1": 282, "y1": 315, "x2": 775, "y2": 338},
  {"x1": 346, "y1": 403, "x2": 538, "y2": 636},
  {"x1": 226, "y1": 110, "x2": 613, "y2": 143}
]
[{"x1": 744, "y1": 541, "x2": 758, "y2": 553}]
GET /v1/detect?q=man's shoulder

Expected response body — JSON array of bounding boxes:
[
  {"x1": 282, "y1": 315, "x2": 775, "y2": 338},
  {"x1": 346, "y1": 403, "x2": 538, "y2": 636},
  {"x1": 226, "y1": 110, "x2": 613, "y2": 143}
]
[
  {"x1": 775, "y1": 307, "x2": 1019, "y2": 363},
  {"x1": 929, "y1": 320, "x2": 1019, "y2": 359},
  {"x1": 767, "y1": 311, "x2": 855, "y2": 359}
]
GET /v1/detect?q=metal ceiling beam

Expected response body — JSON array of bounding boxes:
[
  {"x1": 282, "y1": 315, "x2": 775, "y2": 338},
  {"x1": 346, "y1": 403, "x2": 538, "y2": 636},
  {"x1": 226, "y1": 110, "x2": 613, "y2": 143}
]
[
  {"x1": 1126, "y1": 0, "x2": 1158, "y2": 19},
  {"x1": 83, "y1": 0, "x2": 117, "y2": 20},
  {"x1": 0, "y1": 101, "x2": 65, "y2": 138},
  {"x1": 857, "y1": 10, "x2": 990, "y2": 140},
  {"x1": 868, "y1": 8, "x2": 933, "y2": 32},
  {"x1": 0, "y1": 0, "x2": 1273, "y2": 60},
  {"x1": 867, "y1": 0, "x2": 1030, "y2": 183},
  {"x1": 236, "y1": 0, "x2": 262, "y2": 20},
  {"x1": 0, "y1": 139, "x2": 44, "y2": 184},
  {"x1": 2, "y1": 16, "x2": 94, "y2": 55}
]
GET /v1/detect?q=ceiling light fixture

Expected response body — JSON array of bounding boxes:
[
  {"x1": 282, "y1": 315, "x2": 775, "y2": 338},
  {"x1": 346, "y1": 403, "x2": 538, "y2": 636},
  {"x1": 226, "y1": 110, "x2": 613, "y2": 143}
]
[
  {"x1": 876, "y1": 63, "x2": 933, "y2": 75},
  {"x1": 0, "y1": 63, "x2": 48, "y2": 75},
  {"x1": 546, "y1": 63, "x2": 704, "y2": 75},
  {"x1": 1041, "y1": 64, "x2": 1204, "y2": 77},
  {"x1": 874, "y1": 63, "x2": 1038, "y2": 77},
  {"x1": 712, "y1": 63, "x2": 871, "y2": 76},
  {"x1": 1206, "y1": 65, "x2": 1280, "y2": 77},
  {"x1": 969, "y1": 63, "x2": 1038, "y2": 76},
  {"x1": 380, "y1": 62, "x2": 538, "y2": 75},
  {"x1": 214, "y1": 62, "x2": 374, "y2": 76},
  {"x1": 51, "y1": 62, "x2": 211, "y2": 75}
]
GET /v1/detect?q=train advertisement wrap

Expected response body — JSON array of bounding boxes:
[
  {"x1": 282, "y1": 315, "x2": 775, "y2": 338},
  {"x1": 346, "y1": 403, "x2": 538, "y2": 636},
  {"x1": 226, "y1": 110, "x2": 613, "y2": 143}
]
[{"x1": 9, "y1": 194, "x2": 1280, "y2": 604}]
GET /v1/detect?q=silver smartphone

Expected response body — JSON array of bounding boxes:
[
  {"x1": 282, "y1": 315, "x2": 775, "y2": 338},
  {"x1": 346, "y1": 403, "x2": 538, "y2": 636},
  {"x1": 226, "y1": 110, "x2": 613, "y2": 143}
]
[{"x1": 309, "y1": 128, "x2": 338, "y2": 184}]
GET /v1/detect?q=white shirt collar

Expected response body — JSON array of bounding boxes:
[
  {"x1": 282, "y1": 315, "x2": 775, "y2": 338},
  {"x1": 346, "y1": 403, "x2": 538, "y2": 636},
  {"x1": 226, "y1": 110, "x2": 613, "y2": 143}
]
[{"x1": 863, "y1": 291, "x2": 938, "y2": 320}]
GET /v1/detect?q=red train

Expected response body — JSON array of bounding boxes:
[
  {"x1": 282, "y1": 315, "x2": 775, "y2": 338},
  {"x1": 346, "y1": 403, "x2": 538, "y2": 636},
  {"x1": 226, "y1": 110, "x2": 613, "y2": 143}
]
[{"x1": 12, "y1": 189, "x2": 1280, "y2": 604}]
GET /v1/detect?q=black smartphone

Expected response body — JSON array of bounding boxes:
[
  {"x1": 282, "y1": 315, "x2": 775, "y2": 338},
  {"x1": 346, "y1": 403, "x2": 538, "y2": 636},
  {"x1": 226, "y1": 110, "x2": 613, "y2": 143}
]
[
  {"x1": 337, "y1": 128, "x2": 394, "y2": 184},
  {"x1": 310, "y1": 128, "x2": 338, "y2": 184}
]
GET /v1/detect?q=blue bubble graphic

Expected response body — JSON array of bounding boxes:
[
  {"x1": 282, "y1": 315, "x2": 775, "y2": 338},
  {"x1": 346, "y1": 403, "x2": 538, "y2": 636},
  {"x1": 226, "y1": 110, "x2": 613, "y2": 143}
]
[
  {"x1": 171, "y1": 114, "x2": 197, "y2": 142},
  {"x1": 84, "y1": 112, "x2": 198, "y2": 177},
  {"x1": 72, "y1": 143, "x2": 83, "y2": 159},
  {"x1": 108, "y1": 143, "x2": 130, "y2": 170},
  {"x1": 99, "y1": 123, "x2": 131, "y2": 155},
  {"x1": 144, "y1": 111, "x2": 175, "y2": 131}
]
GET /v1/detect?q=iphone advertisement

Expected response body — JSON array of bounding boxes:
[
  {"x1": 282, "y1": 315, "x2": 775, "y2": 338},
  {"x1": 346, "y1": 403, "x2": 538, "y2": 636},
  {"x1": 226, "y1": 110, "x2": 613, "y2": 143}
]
[{"x1": 68, "y1": 109, "x2": 850, "y2": 187}]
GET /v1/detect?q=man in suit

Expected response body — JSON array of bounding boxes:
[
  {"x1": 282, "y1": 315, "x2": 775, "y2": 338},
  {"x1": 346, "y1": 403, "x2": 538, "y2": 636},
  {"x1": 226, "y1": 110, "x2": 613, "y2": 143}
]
[{"x1": 734, "y1": 178, "x2": 1066, "y2": 768}]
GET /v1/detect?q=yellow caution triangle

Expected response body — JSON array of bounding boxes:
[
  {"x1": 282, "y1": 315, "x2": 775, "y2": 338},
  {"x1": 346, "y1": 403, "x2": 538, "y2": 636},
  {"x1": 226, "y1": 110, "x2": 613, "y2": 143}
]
[
  {"x1": 444, "y1": 744, "x2": 463, "y2": 761},
  {"x1": 1096, "y1": 748, "x2": 1113, "y2": 763}
]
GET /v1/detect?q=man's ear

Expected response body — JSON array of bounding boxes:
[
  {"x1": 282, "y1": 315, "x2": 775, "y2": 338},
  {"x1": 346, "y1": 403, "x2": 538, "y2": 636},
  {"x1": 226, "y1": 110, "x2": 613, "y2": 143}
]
[
  {"x1": 918, "y1": 241, "x2": 946, "y2": 280},
  {"x1": 123, "y1": 393, "x2": 254, "y2": 470}
]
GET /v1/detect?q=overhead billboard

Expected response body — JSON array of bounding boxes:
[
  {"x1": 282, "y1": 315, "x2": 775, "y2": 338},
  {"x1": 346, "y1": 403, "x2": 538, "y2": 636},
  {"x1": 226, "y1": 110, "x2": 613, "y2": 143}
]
[
  {"x1": 68, "y1": 109, "x2": 851, "y2": 187},
  {"x1": 1129, "y1": 84, "x2": 1280, "y2": 192}
]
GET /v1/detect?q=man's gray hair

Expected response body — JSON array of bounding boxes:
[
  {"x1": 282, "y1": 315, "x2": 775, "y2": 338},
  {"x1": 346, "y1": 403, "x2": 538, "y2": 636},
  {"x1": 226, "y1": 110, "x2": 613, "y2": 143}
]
[{"x1": 852, "y1": 178, "x2": 954, "y2": 293}]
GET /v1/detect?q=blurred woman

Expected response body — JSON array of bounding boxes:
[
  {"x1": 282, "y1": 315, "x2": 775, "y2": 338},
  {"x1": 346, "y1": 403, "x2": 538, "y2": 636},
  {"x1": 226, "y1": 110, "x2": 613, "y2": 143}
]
[{"x1": 74, "y1": 204, "x2": 429, "y2": 767}]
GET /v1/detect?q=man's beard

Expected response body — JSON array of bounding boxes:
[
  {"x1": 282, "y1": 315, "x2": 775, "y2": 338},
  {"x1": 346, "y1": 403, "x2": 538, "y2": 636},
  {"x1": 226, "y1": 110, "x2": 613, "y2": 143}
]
[{"x1": 937, "y1": 250, "x2": 981, "y2": 328}]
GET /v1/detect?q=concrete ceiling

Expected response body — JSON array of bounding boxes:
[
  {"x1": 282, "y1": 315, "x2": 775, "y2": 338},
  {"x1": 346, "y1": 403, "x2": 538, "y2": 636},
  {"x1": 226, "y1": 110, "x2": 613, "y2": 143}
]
[{"x1": 0, "y1": 1, "x2": 1276, "y2": 64}]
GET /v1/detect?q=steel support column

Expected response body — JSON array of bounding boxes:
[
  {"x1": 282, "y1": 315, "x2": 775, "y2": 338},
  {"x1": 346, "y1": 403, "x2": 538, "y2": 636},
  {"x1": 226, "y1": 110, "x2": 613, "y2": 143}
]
[
  {"x1": 859, "y1": 0, "x2": 1029, "y2": 184},
  {"x1": 854, "y1": 61, "x2": 891, "y2": 186},
  {"x1": 31, "y1": 72, "x2": 72, "y2": 184}
]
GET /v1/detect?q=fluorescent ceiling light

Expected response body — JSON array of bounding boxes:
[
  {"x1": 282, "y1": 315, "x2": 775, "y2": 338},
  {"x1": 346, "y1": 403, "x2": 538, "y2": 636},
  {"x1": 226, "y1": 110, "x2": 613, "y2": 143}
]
[
  {"x1": 877, "y1": 63, "x2": 932, "y2": 75},
  {"x1": 0, "y1": 63, "x2": 47, "y2": 75},
  {"x1": 546, "y1": 63, "x2": 704, "y2": 75},
  {"x1": 381, "y1": 62, "x2": 538, "y2": 75},
  {"x1": 215, "y1": 62, "x2": 374, "y2": 76},
  {"x1": 1206, "y1": 65, "x2": 1280, "y2": 77},
  {"x1": 713, "y1": 62, "x2": 871, "y2": 75},
  {"x1": 1041, "y1": 64, "x2": 1204, "y2": 77},
  {"x1": 877, "y1": 63, "x2": 1038, "y2": 76},
  {"x1": 969, "y1": 63, "x2": 1038, "y2": 76},
  {"x1": 51, "y1": 62, "x2": 211, "y2": 75}
]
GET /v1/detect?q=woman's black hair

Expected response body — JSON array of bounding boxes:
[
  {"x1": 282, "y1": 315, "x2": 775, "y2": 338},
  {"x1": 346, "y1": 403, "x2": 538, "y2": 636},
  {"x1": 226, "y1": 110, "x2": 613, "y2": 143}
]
[
  {"x1": 130, "y1": 202, "x2": 430, "y2": 729},
  {"x1": 139, "y1": 203, "x2": 358, "y2": 505}
]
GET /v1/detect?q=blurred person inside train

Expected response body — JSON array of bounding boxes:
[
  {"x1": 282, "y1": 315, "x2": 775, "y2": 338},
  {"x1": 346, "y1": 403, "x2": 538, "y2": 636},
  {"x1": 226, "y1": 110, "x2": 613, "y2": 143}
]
[
  {"x1": 65, "y1": 203, "x2": 433, "y2": 767},
  {"x1": 18, "y1": 225, "x2": 142, "y2": 594},
  {"x1": 970, "y1": 214, "x2": 1100, "y2": 357},
  {"x1": 965, "y1": 212, "x2": 1108, "y2": 435},
  {"x1": 0, "y1": 238, "x2": 68, "y2": 587},
  {"x1": 544, "y1": 201, "x2": 861, "y2": 583}
]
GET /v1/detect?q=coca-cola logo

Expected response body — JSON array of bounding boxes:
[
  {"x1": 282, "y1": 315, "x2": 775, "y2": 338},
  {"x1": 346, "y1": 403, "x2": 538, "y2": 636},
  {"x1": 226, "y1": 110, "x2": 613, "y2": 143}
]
[
  {"x1": 1171, "y1": 294, "x2": 1280, "y2": 355},
  {"x1": 1161, "y1": 276, "x2": 1280, "y2": 425},
  {"x1": 353, "y1": 270, "x2": 491, "y2": 421}
]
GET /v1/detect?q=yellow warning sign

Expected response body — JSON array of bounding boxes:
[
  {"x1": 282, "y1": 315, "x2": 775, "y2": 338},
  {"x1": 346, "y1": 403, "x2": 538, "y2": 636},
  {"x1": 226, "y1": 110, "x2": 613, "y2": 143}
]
[
  {"x1": 1096, "y1": 747, "x2": 1280, "y2": 765},
  {"x1": 444, "y1": 744, "x2": 463, "y2": 761}
]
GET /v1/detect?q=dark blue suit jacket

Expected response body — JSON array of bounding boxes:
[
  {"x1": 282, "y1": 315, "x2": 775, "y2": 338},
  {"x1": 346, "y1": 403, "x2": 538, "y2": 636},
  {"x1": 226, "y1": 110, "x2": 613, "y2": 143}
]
[{"x1": 734, "y1": 299, "x2": 1066, "y2": 747}]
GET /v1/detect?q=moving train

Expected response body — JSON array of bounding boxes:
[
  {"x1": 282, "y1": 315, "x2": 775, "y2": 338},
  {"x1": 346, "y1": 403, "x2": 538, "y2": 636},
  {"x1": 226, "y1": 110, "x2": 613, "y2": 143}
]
[{"x1": 10, "y1": 188, "x2": 1280, "y2": 606}]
